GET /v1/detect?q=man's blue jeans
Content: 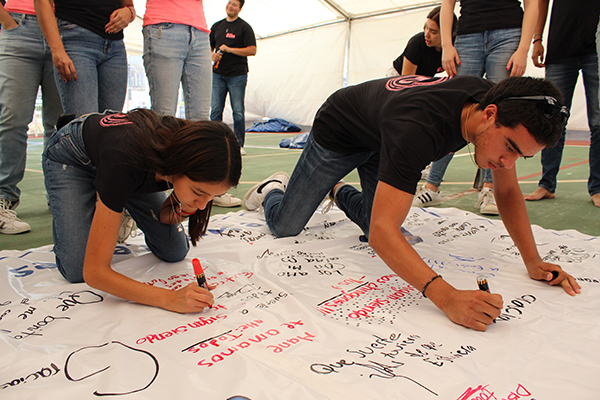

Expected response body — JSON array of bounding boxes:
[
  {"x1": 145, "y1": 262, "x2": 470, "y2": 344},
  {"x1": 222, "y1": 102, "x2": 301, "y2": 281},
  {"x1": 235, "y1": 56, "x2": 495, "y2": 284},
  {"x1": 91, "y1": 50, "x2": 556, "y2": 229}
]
[
  {"x1": 210, "y1": 73, "x2": 247, "y2": 147},
  {"x1": 55, "y1": 19, "x2": 127, "y2": 117},
  {"x1": 263, "y1": 134, "x2": 379, "y2": 238},
  {"x1": 0, "y1": 13, "x2": 62, "y2": 203},
  {"x1": 143, "y1": 23, "x2": 212, "y2": 120},
  {"x1": 42, "y1": 113, "x2": 189, "y2": 283},
  {"x1": 427, "y1": 28, "x2": 521, "y2": 188},
  {"x1": 541, "y1": 52, "x2": 600, "y2": 196}
]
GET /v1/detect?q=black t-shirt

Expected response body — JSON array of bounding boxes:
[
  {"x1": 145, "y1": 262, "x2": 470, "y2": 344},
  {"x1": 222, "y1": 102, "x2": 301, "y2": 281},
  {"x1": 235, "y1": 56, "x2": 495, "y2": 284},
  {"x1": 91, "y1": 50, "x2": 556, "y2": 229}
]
[
  {"x1": 312, "y1": 75, "x2": 494, "y2": 195},
  {"x1": 54, "y1": 0, "x2": 124, "y2": 40},
  {"x1": 82, "y1": 113, "x2": 168, "y2": 212},
  {"x1": 210, "y1": 17, "x2": 256, "y2": 77},
  {"x1": 456, "y1": 0, "x2": 523, "y2": 35},
  {"x1": 393, "y1": 32, "x2": 442, "y2": 76},
  {"x1": 545, "y1": 0, "x2": 600, "y2": 65}
]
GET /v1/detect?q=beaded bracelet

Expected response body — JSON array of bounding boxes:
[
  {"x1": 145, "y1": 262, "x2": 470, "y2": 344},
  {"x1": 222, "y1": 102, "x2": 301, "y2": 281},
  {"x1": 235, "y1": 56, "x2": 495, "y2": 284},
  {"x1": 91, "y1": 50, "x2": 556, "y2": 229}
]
[{"x1": 421, "y1": 274, "x2": 442, "y2": 298}]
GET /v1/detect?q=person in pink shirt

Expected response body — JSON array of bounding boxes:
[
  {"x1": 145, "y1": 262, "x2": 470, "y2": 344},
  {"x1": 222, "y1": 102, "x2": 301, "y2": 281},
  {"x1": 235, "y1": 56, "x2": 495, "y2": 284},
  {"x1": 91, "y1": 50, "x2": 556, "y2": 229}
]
[
  {"x1": 0, "y1": 0, "x2": 62, "y2": 234},
  {"x1": 142, "y1": 0, "x2": 240, "y2": 208}
]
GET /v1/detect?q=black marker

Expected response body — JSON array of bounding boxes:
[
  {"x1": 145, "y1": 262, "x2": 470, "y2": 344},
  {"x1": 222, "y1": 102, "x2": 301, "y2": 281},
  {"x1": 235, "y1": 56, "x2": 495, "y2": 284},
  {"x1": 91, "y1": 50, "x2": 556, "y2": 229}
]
[
  {"x1": 477, "y1": 275, "x2": 490, "y2": 293},
  {"x1": 477, "y1": 275, "x2": 495, "y2": 323},
  {"x1": 551, "y1": 270, "x2": 559, "y2": 280}
]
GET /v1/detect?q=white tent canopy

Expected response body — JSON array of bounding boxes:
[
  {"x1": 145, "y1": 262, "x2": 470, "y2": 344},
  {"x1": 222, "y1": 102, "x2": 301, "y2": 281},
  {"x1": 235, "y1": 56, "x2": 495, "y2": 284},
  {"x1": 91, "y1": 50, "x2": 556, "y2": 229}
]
[{"x1": 125, "y1": 0, "x2": 590, "y2": 130}]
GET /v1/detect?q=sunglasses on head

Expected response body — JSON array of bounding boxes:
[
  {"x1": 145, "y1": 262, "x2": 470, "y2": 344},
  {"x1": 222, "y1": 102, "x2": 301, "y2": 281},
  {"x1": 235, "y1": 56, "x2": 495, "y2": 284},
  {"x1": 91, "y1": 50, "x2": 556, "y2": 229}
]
[{"x1": 500, "y1": 95, "x2": 570, "y2": 123}]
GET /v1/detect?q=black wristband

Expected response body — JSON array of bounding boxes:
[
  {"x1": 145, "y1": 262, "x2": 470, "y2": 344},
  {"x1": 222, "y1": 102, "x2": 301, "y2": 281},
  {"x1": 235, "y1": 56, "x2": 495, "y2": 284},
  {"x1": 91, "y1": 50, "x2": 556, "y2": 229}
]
[{"x1": 421, "y1": 274, "x2": 442, "y2": 298}]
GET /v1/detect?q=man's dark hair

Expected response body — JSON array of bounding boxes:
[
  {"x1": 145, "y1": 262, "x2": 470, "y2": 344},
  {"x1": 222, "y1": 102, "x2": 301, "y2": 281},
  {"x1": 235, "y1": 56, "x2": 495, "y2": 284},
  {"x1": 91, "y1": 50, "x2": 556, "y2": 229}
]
[
  {"x1": 478, "y1": 76, "x2": 566, "y2": 147},
  {"x1": 238, "y1": 0, "x2": 245, "y2": 8}
]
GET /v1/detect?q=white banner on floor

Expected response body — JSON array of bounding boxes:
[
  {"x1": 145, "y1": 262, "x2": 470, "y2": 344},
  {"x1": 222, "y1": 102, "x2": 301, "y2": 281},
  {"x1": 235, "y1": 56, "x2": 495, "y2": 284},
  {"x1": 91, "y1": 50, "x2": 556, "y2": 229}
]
[{"x1": 1, "y1": 207, "x2": 598, "y2": 399}]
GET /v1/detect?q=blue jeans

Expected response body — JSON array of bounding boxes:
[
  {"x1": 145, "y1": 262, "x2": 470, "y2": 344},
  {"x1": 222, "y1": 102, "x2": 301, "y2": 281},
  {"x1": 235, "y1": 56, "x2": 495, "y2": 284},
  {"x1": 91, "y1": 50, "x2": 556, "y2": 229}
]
[
  {"x1": 427, "y1": 28, "x2": 521, "y2": 188},
  {"x1": 263, "y1": 134, "x2": 379, "y2": 238},
  {"x1": 0, "y1": 13, "x2": 62, "y2": 203},
  {"x1": 143, "y1": 23, "x2": 212, "y2": 120},
  {"x1": 210, "y1": 73, "x2": 247, "y2": 147},
  {"x1": 42, "y1": 113, "x2": 189, "y2": 283},
  {"x1": 55, "y1": 19, "x2": 127, "y2": 117},
  {"x1": 541, "y1": 52, "x2": 600, "y2": 196}
]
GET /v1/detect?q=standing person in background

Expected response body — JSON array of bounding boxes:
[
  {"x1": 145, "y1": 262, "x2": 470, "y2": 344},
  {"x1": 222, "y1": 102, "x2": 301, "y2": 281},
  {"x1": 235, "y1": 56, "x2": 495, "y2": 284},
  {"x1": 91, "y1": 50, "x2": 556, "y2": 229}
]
[
  {"x1": 210, "y1": 0, "x2": 256, "y2": 157},
  {"x1": 34, "y1": 0, "x2": 134, "y2": 118},
  {"x1": 413, "y1": 0, "x2": 538, "y2": 215},
  {"x1": 142, "y1": 0, "x2": 211, "y2": 121},
  {"x1": 391, "y1": 6, "x2": 457, "y2": 77},
  {"x1": 524, "y1": 0, "x2": 600, "y2": 208},
  {"x1": 142, "y1": 0, "x2": 240, "y2": 208},
  {"x1": 0, "y1": 0, "x2": 62, "y2": 235}
]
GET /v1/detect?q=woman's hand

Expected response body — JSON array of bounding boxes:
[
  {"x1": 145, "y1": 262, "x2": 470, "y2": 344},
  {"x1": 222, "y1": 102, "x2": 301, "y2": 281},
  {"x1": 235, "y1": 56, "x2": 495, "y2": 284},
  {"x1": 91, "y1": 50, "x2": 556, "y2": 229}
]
[
  {"x1": 164, "y1": 283, "x2": 215, "y2": 313},
  {"x1": 105, "y1": 6, "x2": 133, "y2": 34}
]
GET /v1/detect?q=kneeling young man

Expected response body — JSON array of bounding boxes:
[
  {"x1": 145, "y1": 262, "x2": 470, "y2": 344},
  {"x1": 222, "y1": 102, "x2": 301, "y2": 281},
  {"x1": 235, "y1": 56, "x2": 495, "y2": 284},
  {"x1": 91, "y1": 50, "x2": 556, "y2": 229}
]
[{"x1": 244, "y1": 75, "x2": 581, "y2": 331}]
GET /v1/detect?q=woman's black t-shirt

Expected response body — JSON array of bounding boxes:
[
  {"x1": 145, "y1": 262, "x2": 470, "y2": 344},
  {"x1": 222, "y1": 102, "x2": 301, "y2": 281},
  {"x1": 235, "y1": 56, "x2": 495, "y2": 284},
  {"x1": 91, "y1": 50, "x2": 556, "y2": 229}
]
[
  {"x1": 393, "y1": 32, "x2": 442, "y2": 77},
  {"x1": 82, "y1": 113, "x2": 168, "y2": 212},
  {"x1": 54, "y1": 0, "x2": 124, "y2": 40}
]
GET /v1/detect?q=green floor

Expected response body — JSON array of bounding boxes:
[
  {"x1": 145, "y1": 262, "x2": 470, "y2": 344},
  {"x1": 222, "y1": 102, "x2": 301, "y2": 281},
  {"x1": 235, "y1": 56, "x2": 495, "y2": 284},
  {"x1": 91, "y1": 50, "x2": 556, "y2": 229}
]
[{"x1": 2, "y1": 133, "x2": 597, "y2": 251}]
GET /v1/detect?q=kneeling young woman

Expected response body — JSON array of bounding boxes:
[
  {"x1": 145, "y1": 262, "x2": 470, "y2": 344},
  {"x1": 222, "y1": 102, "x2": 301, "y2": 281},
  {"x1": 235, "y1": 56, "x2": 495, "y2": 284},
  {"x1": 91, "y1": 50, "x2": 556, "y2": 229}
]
[{"x1": 43, "y1": 108, "x2": 241, "y2": 313}]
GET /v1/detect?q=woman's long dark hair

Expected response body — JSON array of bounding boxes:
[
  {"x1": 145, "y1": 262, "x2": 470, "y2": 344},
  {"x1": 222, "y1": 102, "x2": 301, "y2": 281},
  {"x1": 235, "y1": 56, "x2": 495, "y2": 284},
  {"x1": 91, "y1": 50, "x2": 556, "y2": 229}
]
[{"x1": 123, "y1": 108, "x2": 242, "y2": 245}]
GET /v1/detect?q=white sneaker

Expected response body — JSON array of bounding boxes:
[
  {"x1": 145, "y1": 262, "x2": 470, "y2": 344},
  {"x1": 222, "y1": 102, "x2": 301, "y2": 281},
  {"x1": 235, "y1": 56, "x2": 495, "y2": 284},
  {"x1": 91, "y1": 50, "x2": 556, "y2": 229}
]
[
  {"x1": 240, "y1": 147, "x2": 246, "y2": 155},
  {"x1": 213, "y1": 193, "x2": 242, "y2": 207},
  {"x1": 476, "y1": 187, "x2": 499, "y2": 215},
  {"x1": 243, "y1": 172, "x2": 290, "y2": 211},
  {"x1": 421, "y1": 163, "x2": 431, "y2": 180},
  {"x1": 0, "y1": 199, "x2": 31, "y2": 234},
  {"x1": 412, "y1": 185, "x2": 442, "y2": 207},
  {"x1": 117, "y1": 209, "x2": 137, "y2": 243}
]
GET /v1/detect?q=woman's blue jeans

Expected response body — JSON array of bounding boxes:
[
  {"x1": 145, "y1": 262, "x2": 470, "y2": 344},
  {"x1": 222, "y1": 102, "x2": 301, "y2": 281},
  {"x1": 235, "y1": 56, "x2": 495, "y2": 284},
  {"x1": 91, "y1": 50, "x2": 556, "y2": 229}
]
[
  {"x1": 427, "y1": 28, "x2": 521, "y2": 188},
  {"x1": 42, "y1": 113, "x2": 188, "y2": 283},
  {"x1": 541, "y1": 52, "x2": 600, "y2": 196},
  {"x1": 143, "y1": 23, "x2": 212, "y2": 120},
  {"x1": 55, "y1": 19, "x2": 127, "y2": 117},
  {"x1": 263, "y1": 134, "x2": 379, "y2": 238},
  {"x1": 0, "y1": 13, "x2": 62, "y2": 203}
]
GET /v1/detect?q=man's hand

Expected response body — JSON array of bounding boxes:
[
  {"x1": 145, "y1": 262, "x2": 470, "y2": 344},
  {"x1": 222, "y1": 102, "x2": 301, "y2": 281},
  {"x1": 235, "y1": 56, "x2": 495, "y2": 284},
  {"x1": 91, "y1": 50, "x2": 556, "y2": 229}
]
[
  {"x1": 437, "y1": 287, "x2": 503, "y2": 331},
  {"x1": 525, "y1": 260, "x2": 581, "y2": 295}
]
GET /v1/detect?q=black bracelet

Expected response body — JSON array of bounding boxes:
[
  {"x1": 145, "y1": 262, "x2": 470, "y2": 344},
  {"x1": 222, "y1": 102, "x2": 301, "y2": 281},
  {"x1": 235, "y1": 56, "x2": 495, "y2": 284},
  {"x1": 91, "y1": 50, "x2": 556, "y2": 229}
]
[{"x1": 421, "y1": 274, "x2": 442, "y2": 298}]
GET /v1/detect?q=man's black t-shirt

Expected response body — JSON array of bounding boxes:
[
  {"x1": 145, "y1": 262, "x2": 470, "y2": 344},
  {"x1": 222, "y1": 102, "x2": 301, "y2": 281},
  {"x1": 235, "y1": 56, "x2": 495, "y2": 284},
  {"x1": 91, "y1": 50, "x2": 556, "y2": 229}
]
[
  {"x1": 82, "y1": 113, "x2": 168, "y2": 212},
  {"x1": 210, "y1": 17, "x2": 256, "y2": 77},
  {"x1": 312, "y1": 75, "x2": 494, "y2": 195},
  {"x1": 392, "y1": 32, "x2": 442, "y2": 77}
]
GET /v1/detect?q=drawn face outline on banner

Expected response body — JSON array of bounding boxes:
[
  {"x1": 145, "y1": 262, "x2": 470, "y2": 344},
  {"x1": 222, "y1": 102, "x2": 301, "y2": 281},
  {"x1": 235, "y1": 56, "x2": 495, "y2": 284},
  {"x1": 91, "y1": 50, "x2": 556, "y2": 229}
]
[{"x1": 64, "y1": 341, "x2": 159, "y2": 397}]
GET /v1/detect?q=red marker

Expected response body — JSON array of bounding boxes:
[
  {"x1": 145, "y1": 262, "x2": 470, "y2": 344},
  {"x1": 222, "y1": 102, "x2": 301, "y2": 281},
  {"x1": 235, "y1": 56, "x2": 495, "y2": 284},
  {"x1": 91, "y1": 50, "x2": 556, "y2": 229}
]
[{"x1": 192, "y1": 258, "x2": 208, "y2": 289}]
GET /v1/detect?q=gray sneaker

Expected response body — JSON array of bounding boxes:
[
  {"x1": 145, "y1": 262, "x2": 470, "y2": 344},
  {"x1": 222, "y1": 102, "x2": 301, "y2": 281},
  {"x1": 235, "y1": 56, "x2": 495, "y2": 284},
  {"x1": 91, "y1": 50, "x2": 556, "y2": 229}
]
[
  {"x1": 0, "y1": 199, "x2": 31, "y2": 234},
  {"x1": 243, "y1": 172, "x2": 290, "y2": 211}
]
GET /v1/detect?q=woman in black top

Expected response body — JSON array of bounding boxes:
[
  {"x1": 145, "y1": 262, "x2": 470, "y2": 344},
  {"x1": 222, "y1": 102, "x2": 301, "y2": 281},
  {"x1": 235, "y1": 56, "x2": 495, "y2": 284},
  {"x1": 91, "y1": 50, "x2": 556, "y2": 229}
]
[
  {"x1": 43, "y1": 109, "x2": 242, "y2": 313},
  {"x1": 392, "y1": 6, "x2": 457, "y2": 76},
  {"x1": 35, "y1": 0, "x2": 135, "y2": 117}
]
